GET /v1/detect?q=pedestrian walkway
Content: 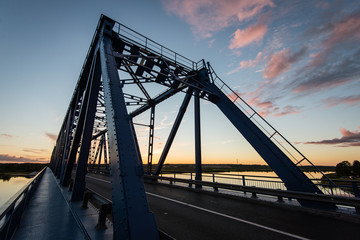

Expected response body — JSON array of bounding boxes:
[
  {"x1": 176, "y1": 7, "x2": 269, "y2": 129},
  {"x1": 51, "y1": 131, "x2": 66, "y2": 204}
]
[{"x1": 12, "y1": 168, "x2": 112, "y2": 240}]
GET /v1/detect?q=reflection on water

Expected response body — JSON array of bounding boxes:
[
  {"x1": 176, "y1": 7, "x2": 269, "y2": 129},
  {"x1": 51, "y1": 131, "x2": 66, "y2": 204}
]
[
  {"x1": 162, "y1": 171, "x2": 354, "y2": 197},
  {"x1": 0, "y1": 176, "x2": 32, "y2": 207}
]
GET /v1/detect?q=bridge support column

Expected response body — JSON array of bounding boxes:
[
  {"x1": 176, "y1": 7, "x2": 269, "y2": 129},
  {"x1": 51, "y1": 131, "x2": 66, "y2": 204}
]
[
  {"x1": 99, "y1": 18, "x2": 159, "y2": 239},
  {"x1": 194, "y1": 89, "x2": 202, "y2": 188}
]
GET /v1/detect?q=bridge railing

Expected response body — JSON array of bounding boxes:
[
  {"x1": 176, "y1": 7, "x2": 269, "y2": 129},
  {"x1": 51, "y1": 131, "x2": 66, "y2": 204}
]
[
  {"x1": 0, "y1": 167, "x2": 47, "y2": 240},
  {"x1": 112, "y1": 21, "x2": 199, "y2": 71},
  {"x1": 159, "y1": 171, "x2": 360, "y2": 198},
  {"x1": 144, "y1": 174, "x2": 360, "y2": 214}
]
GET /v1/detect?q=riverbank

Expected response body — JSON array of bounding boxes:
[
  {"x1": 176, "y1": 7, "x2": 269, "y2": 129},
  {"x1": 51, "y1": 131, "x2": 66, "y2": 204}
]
[
  {"x1": 145, "y1": 164, "x2": 335, "y2": 173},
  {"x1": 0, "y1": 163, "x2": 48, "y2": 179}
]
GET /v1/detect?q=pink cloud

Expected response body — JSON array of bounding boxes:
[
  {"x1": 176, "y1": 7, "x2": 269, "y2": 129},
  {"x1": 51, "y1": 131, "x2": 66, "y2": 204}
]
[
  {"x1": 273, "y1": 106, "x2": 300, "y2": 117},
  {"x1": 162, "y1": 0, "x2": 274, "y2": 38},
  {"x1": 0, "y1": 154, "x2": 48, "y2": 163},
  {"x1": 325, "y1": 95, "x2": 360, "y2": 107},
  {"x1": 324, "y1": 12, "x2": 360, "y2": 49},
  {"x1": 228, "y1": 91, "x2": 300, "y2": 118},
  {"x1": 1, "y1": 133, "x2": 12, "y2": 138},
  {"x1": 309, "y1": 11, "x2": 360, "y2": 67},
  {"x1": 227, "y1": 52, "x2": 263, "y2": 75},
  {"x1": 229, "y1": 24, "x2": 268, "y2": 49},
  {"x1": 241, "y1": 51, "x2": 263, "y2": 68},
  {"x1": 263, "y1": 49, "x2": 291, "y2": 79},
  {"x1": 264, "y1": 47, "x2": 307, "y2": 79},
  {"x1": 305, "y1": 126, "x2": 360, "y2": 147}
]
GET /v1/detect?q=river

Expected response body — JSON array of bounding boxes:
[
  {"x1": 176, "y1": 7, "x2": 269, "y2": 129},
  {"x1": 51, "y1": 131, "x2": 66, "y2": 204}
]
[
  {"x1": 0, "y1": 176, "x2": 33, "y2": 207},
  {"x1": 0, "y1": 171, "x2": 339, "y2": 208}
]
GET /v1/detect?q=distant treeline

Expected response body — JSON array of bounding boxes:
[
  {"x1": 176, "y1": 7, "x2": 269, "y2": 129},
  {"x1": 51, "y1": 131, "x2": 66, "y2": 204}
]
[
  {"x1": 0, "y1": 163, "x2": 48, "y2": 175},
  {"x1": 142, "y1": 164, "x2": 335, "y2": 173}
]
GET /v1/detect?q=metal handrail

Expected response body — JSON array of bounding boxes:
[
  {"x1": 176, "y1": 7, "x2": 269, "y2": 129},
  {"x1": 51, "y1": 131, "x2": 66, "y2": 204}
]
[
  {"x1": 158, "y1": 171, "x2": 359, "y2": 198},
  {"x1": 112, "y1": 21, "x2": 199, "y2": 71},
  {"x1": 0, "y1": 167, "x2": 47, "y2": 239},
  {"x1": 144, "y1": 175, "x2": 360, "y2": 213}
]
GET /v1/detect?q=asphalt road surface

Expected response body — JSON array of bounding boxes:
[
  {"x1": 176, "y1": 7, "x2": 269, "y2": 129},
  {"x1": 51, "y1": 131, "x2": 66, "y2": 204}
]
[{"x1": 85, "y1": 173, "x2": 360, "y2": 240}]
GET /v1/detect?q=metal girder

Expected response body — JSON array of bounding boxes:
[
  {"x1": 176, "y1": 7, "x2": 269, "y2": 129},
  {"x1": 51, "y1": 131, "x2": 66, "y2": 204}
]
[
  {"x1": 60, "y1": 51, "x2": 98, "y2": 187},
  {"x1": 130, "y1": 87, "x2": 185, "y2": 118},
  {"x1": 99, "y1": 18, "x2": 159, "y2": 239},
  {"x1": 59, "y1": 110, "x2": 75, "y2": 181},
  {"x1": 103, "y1": 132, "x2": 108, "y2": 170},
  {"x1": 154, "y1": 87, "x2": 193, "y2": 175},
  {"x1": 202, "y1": 72, "x2": 336, "y2": 210},
  {"x1": 71, "y1": 51, "x2": 102, "y2": 201},
  {"x1": 147, "y1": 106, "x2": 155, "y2": 173},
  {"x1": 97, "y1": 136, "x2": 103, "y2": 169},
  {"x1": 194, "y1": 89, "x2": 202, "y2": 187},
  {"x1": 122, "y1": 60, "x2": 151, "y2": 100}
]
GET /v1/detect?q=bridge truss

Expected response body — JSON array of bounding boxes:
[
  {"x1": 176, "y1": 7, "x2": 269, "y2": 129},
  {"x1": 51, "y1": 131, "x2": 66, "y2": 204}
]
[{"x1": 49, "y1": 15, "x2": 336, "y2": 239}]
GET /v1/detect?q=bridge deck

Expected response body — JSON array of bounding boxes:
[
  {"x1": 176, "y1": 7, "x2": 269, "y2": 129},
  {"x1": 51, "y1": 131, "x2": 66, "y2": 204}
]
[
  {"x1": 12, "y1": 168, "x2": 112, "y2": 240},
  {"x1": 86, "y1": 173, "x2": 360, "y2": 240}
]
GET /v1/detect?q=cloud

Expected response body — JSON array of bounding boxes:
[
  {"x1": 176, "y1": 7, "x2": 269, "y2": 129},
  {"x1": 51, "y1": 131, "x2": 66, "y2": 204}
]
[
  {"x1": 323, "y1": 11, "x2": 360, "y2": 51},
  {"x1": 324, "y1": 95, "x2": 360, "y2": 107},
  {"x1": 292, "y1": 11, "x2": 360, "y2": 93},
  {"x1": 227, "y1": 52, "x2": 263, "y2": 75},
  {"x1": 226, "y1": 90, "x2": 301, "y2": 117},
  {"x1": 304, "y1": 126, "x2": 360, "y2": 147},
  {"x1": 1, "y1": 134, "x2": 12, "y2": 138},
  {"x1": 263, "y1": 47, "x2": 307, "y2": 79},
  {"x1": 310, "y1": 11, "x2": 360, "y2": 66},
  {"x1": 273, "y1": 105, "x2": 301, "y2": 117},
  {"x1": 293, "y1": 48, "x2": 360, "y2": 93},
  {"x1": 45, "y1": 132, "x2": 57, "y2": 141},
  {"x1": 23, "y1": 148, "x2": 49, "y2": 154},
  {"x1": 208, "y1": 39, "x2": 216, "y2": 48},
  {"x1": 229, "y1": 24, "x2": 268, "y2": 49},
  {"x1": 162, "y1": 0, "x2": 274, "y2": 38},
  {"x1": 0, "y1": 154, "x2": 48, "y2": 163}
]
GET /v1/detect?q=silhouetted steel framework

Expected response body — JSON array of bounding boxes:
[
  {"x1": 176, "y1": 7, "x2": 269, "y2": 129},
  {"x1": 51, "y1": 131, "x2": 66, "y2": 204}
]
[{"x1": 49, "y1": 15, "x2": 337, "y2": 238}]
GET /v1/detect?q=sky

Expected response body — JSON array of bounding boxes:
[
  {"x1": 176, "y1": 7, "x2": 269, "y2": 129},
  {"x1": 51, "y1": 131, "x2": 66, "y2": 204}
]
[{"x1": 0, "y1": 0, "x2": 359, "y2": 166}]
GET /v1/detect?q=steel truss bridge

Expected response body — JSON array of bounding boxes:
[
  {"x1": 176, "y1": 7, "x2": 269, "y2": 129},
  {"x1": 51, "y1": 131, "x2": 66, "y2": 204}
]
[{"x1": 2, "y1": 15, "x2": 360, "y2": 240}]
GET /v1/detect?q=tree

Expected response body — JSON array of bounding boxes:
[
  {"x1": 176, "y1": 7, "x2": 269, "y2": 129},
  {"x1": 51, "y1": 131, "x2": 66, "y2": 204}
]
[
  {"x1": 335, "y1": 161, "x2": 352, "y2": 177},
  {"x1": 353, "y1": 160, "x2": 360, "y2": 176}
]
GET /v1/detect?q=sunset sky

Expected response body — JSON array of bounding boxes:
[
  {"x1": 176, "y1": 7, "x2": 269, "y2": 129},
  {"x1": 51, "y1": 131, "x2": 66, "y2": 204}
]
[{"x1": 0, "y1": 0, "x2": 359, "y2": 166}]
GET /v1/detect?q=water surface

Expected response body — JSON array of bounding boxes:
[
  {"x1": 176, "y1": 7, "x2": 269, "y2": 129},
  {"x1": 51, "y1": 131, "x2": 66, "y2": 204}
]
[{"x1": 0, "y1": 176, "x2": 32, "y2": 207}]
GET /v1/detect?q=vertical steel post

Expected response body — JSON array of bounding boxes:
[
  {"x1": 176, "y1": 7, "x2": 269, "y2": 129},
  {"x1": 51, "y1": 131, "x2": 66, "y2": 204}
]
[
  {"x1": 99, "y1": 18, "x2": 158, "y2": 239},
  {"x1": 154, "y1": 88, "x2": 193, "y2": 175},
  {"x1": 103, "y1": 132, "x2": 108, "y2": 170},
  {"x1": 71, "y1": 52, "x2": 102, "y2": 201},
  {"x1": 59, "y1": 109, "x2": 75, "y2": 181},
  {"x1": 54, "y1": 129, "x2": 66, "y2": 177},
  {"x1": 147, "y1": 106, "x2": 155, "y2": 173},
  {"x1": 60, "y1": 59, "x2": 95, "y2": 186},
  {"x1": 194, "y1": 89, "x2": 202, "y2": 188},
  {"x1": 97, "y1": 137, "x2": 103, "y2": 169}
]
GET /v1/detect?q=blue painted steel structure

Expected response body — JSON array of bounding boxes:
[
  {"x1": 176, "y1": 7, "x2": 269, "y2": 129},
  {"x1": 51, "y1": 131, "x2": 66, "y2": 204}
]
[{"x1": 49, "y1": 14, "x2": 339, "y2": 238}]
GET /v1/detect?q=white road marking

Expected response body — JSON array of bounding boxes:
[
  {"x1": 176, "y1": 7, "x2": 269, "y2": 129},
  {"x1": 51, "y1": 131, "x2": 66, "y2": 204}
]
[
  {"x1": 87, "y1": 175, "x2": 110, "y2": 183},
  {"x1": 87, "y1": 175, "x2": 309, "y2": 240}
]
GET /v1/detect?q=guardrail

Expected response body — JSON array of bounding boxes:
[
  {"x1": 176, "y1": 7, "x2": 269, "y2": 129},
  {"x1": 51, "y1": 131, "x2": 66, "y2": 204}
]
[
  {"x1": 112, "y1": 21, "x2": 201, "y2": 71},
  {"x1": 143, "y1": 175, "x2": 360, "y2": 214},
  {"x1": 87, "y1": 168, "x2": 360, "y2": 198},
  {"x1": 159, "y1": 171, "x2": 360, "y2": 198},
  {"x1": 82, "y1": 189, "x2": 112, "y2": 230},
  {"x1": 0, "y1": 167, "x2": 47, "y2": 240}
]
